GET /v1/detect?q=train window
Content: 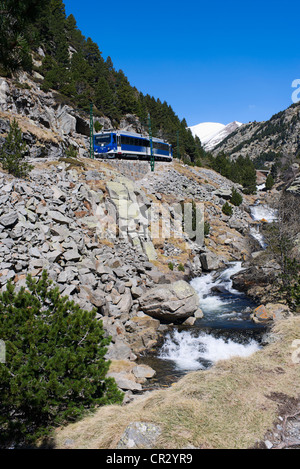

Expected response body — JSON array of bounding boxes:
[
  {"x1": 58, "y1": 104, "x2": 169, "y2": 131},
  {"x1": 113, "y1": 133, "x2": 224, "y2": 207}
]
[
  {"x1": 95, "y1": 135, "x2": 111, "y2": 145},
  {"x1": 119, "y1": 136, "x2": 169, "y2": 149},
  {"x1": 153, "y1": 142, "x2": 168, "y2": 151},
  {"x1": 121, "y1": 136, "x2": 129, "y2": 145}
]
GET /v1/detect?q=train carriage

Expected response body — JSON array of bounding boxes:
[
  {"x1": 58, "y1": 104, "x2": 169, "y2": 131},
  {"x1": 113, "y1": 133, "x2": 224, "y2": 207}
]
[{"x1": 94, "y1": 130, "x2": 172, "y2": 162}]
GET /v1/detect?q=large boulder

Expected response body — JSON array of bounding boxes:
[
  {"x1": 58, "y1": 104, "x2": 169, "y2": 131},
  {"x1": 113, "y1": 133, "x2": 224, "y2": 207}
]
[
  {"x1": 139, "y1": 280, "x2": 200, "y2": 322},
  {"x1": 200, "y1": 250, "x2": 224, "y2": 271},
  {"x1": 251, "y1": 303, "x2": 291, "y2": 323},
  {"x1": 117, "y1": 422, "x2": 161, "y2": 449},
  {"x1": 0, "y1": 79, "x2": 9, "y2": 111}
]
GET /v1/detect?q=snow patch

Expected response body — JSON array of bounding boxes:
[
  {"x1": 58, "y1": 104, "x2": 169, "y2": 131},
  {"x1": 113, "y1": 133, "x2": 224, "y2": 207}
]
[{"x1": 189, "y1": 121, "x2": 243, "y2": 150}]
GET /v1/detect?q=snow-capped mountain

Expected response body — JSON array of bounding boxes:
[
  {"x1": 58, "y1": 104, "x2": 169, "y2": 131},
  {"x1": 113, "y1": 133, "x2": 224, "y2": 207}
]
[{"x1": 189, "y1": 121, "x2": 243, "y2": 151}]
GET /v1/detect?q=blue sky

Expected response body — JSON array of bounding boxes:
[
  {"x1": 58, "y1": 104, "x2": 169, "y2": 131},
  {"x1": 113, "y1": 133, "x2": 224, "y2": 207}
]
[{"x1": 64, "y1": 0, "x2": 300, "y2": 127}]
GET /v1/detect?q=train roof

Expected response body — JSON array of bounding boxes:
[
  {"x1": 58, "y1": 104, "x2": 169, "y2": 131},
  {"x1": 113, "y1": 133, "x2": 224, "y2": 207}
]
[{"x1": 94, "y1": 130, "x2": 169, "y2": 144}]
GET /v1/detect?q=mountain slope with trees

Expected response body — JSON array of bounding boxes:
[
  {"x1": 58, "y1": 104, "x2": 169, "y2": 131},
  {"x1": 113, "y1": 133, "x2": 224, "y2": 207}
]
[
  {"x1": 0, "y1": 0, "x2": 205, "y2": 163},
  {"x1": 211, "y1": 102, "x2": 300, "y2": 172}
]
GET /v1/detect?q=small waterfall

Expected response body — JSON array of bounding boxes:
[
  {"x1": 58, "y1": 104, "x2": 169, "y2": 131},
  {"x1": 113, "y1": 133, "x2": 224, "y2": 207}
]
[
  {"x1": 249, "y1": 201, "x2": 278, "y2": 249},
  {"x1": 144, "y1": 263, "x2": 264, "y2": 382},
  {"x1": 250, "y1": 203, "x2": 277, "y2": 223},
  {"x1": 257, "y1": 183, "x2": 266, "y2": 191},
  {"x1": 250, "y1": 225, "x2": 267, "y2": 249},
  {"x1": 190, "y1": 261, "x2": 252, "y2": 323},
  {"x1": 158, "y1": 329, "x2": 261, "y2": 372}
]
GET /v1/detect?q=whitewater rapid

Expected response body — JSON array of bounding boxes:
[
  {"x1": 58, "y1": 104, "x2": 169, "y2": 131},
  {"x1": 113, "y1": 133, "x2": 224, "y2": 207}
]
[
  {"x1": 249, "y1": 200, "x2": 278, "y2": 248},
  {"x1": 156, "y1": 199, "x2": 277, "y2": 374},
  {"x1": 250, "y1": 203, "x2": 277, "y2": 223},
  {"x1": 156, "y1": 262, "x2": 262, "y2": 372},
  {"x1": 158, "y1": 329, "x2": 260, "y2": 371}
]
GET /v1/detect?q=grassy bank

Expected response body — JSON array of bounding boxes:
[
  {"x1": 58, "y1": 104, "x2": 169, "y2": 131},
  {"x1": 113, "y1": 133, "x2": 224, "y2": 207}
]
[{"x1": 52, "y1": 316, "x2": 300, "y2": 449}]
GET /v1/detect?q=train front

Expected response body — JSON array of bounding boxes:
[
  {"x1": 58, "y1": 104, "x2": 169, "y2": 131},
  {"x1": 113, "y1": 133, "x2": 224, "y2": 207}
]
[{"x1": 94, "y1": 133, "x2": 117, "y2": 158}]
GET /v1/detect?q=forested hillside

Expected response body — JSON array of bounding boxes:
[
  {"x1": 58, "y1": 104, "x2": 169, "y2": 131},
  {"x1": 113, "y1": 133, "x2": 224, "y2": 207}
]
[
  {"x1": 211, "y1": 102, "x2": 300, "y2": 170},
  {"x1": 0, "y1": 0, "x2": 205, "y2": 162}
]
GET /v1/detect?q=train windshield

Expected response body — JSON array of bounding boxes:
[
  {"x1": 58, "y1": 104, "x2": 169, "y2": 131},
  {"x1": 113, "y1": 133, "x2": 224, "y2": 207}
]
[{"x1": 95, "y1": 135, "x2": 111, "y2": 146}]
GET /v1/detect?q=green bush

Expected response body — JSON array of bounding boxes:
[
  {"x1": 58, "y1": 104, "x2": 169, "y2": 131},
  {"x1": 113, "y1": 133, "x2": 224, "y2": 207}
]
[
  {"x1": 230, "y1": 188, "x2": 243, "y2": 206},
  {"x1": 265, "y1": 174, "x2": 275, "y2": 190},
  {"x1": 65, "y1": 145, "x2": 78, "y2": 159},
  {"x1": 280, "y1": 258, "x2": 300, "y2": 312},
  {"x1": 204, "y1": 221, "x2": 211, "y2": 237},
  {"x1": 178, "y1": 263, "x2": 185, "y2": 272},
  {"x1": 0, "y1": 119, "x2": 33, "y2": 178},
  {"x1": 168, "y1": 262, "x2": 174, "y2": 271},
  {"x1": 0, "y1": 271, "x2": 123, "y2": 446},
  {"x1": 94, "y1": 121, "x2": 103, "y2": 133},
  {"x1": 222, "y1": 202, "x2": 233, "y2": 216}
]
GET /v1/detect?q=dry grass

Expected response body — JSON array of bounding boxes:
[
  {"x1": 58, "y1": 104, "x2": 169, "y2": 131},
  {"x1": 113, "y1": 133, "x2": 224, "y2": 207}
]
[
  {"x1": 53, "y1": 316, "x2": 300, "y2": 449},
  {"x1": 0, "y1": 110, "x2": 61, "y2": 143}
]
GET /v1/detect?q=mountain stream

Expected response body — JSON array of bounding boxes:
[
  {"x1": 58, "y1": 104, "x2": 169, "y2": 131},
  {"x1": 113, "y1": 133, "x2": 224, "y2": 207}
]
[{"x1": 141, "y1": 196, "x2": 277, "y2": 388}]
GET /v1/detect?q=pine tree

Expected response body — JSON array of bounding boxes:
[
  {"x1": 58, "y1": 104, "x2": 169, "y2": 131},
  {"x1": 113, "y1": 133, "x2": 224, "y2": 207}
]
[
  {"x1": 222, "y1": 201, "x2": 233, "y2": 216},
  {"x1": 0, "y1": 271, "x2": 123, "y2": 446},
  {"x1": 0, "y1": 118, "x2": 33, "y2": 178},
  {"x1": 0, "y1": 0, "x2": 50, "y2": 72},
  {"x1": 95, "y1": 77, "x2": 118, "y2": 118},
  {"x1": 265, "y1": 173, "x2": 275, "y2": 190},
  {"x1": 230, "y1": 188, "x2": 243, "y2": 206}
]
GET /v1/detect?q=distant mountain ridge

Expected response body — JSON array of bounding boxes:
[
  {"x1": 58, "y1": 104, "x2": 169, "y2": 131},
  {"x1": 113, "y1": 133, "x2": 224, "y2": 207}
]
[
  {"x1": 210, "y1": 102, "x2": 300, "y2": 162},
  {"x1": 189, "y1": 121, "x2": 243, "y2": 151}
]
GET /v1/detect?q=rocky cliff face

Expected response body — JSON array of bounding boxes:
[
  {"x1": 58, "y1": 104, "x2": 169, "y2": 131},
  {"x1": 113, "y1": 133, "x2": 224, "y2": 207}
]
[
  {"x1": 211, "y1": 102, "x2": 300, "y2": 161},
  {"x1": 0, "y1": 74, "x2": 143, "y2": 161}
]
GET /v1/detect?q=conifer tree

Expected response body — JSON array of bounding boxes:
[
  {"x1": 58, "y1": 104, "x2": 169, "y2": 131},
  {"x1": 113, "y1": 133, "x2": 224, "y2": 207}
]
[
  {"x1": 0, "y1": 271, "x2": 123, "y2": 445},
  {"x1": 0, "y1": 0, "x2": 49, "y2": 72},
  {"x1": 230, "y1": 188, "x2": 243, "y2": 206},
  {"x1": 265, "y1": 173, "x2": 275, "y2": 190},
  {"x1": 0, "y1": 118, "x2": 33, "y2": 178}
]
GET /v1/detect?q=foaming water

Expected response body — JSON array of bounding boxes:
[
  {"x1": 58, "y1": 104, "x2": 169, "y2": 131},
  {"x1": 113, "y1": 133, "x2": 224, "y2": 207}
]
[
  {"x1": 142, "y1": 262, "x2": 264, "y2": 385},
  {"x1": 250, "y1": 203, "x2": 277, "y2": 223},
  {"x1": 250, "y1": 225, "x2": 267, "y2": 249},
  {"x1": 158, "y1": 329, "x2": 260, "y2": 371},
  {"x1": 189, "y1": 262, "x2": 255, "y2": 327}
]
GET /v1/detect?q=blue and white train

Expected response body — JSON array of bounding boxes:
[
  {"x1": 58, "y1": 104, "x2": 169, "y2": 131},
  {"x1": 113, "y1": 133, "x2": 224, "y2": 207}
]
[{"x1": 94, "y1": 130, "x2": 173, "y2": 162}]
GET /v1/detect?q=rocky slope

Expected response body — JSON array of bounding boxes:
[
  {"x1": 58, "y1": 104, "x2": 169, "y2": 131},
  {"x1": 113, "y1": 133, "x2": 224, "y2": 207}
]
[
  {"x1": 211, "y1": 102, "x2": 300, "y2": 162},
  {"x1": 0, "y1": 72, "x2": 289, "y2": 399},
  {"x1": 1, "y1": 73, "x2": 300, "y2": 449},
  {"x1": 0, "y1": 154, "x2": 261, "y2": 397}
]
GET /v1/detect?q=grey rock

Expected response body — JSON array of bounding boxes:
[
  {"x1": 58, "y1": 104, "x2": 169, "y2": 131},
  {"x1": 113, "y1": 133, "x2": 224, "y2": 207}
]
[
  {"x1": 139, "y1": 280, "x2": 199, "y2": 322},
  {"x1": 117, "y1": 287, "x2": 133, "y2": 315},
  {"x1": 200, "y1": 250, "x2": 224, "y2": 271},
  {"x1": 46, "y1": 250, "x2": 62, "y2": 263},
  {"x1": 132, "y1": 365, "x2": 156, "y2": 379},
  {"x1": 131, "y1": 285, "x2": 145, "y2": 299},
  {"x1": 0, "y1": 211, "x2": 19, "y2": 228},
  {"x1": 105, "y1": 339, "x2": 133, "y2": 361},
  {"x1": 29, "y1": 247, "x2": 40, "y2": 258},
  {"x1": 85, "y1": 170, "x2": 102, "y2": 181},
  {"x1": 63, "y1": 249, "x2": 81, "y2": 262},
  {"x1": 48, "y1": 210, "x2": 72, "y2": 225},
  {"x1": 107, "y1": 373, "x2": 142, "y2": 392},
  {"x1": 117, "y1": 422, "x2": 161, "y2": 449}
]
